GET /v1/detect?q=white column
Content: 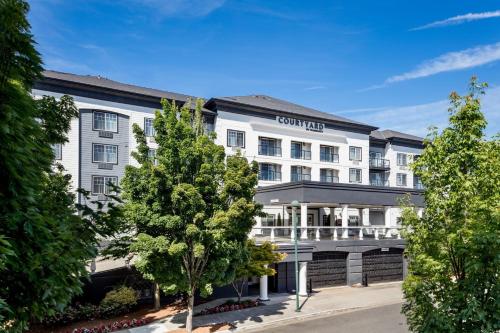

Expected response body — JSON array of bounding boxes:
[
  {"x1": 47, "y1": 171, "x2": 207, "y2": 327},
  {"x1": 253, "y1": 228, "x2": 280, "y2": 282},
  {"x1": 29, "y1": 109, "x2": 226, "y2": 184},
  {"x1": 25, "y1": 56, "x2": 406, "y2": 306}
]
[
  {"x1": 300, "y1": 203, "x2": 308, "y2": 240},
  {"x1": 299, "y1": 262, "x2": 308, "y2": 296},
  {"x1": 341, "y1": 204, "x2": 349, "y2": 239},
  {"x1": 362, "y1": 208, "x2": 370, "y2": 226},
  {"x1": 259, "y1": 265, "x2": 269, "y2": 301},
  {"x1": 384, "y1": 206, "x2": 392, "y2": 237}
]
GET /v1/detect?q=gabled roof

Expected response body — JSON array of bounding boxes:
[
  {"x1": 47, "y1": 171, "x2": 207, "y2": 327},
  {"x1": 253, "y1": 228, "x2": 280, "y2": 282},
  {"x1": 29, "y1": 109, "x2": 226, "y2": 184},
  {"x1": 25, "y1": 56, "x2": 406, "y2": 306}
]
[
  {"x1": 206, "y1": 94, "x2": 377, "y2": 131},
  {"x1": 370, "y1": 129, "x2": 423, "y2": 142}
]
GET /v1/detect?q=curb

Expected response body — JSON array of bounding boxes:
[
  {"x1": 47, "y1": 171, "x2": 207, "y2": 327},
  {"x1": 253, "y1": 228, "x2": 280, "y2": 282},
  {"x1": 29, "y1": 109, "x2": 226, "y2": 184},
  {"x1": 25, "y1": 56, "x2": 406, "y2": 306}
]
[{"x1": 218, "y1": 300, "x2": 403, "y2": 333}]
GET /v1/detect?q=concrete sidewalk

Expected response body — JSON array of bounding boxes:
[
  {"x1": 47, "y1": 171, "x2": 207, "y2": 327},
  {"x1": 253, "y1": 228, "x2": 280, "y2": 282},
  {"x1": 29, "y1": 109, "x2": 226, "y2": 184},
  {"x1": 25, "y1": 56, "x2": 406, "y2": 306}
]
[{"x1": 127, "y1": 282, "x2": 404, "y2": 333}]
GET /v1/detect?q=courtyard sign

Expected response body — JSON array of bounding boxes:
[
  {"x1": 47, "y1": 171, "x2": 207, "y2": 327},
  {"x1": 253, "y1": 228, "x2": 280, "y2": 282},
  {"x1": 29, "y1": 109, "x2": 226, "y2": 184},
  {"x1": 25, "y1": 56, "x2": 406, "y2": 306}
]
[{"x1": 276, "y1": 116, "x2": 324, "y2": 133}]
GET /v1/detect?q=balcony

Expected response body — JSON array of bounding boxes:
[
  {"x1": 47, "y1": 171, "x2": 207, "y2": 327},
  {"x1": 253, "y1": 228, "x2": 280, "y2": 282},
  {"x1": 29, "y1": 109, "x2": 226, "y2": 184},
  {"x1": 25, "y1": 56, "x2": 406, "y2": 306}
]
[
  {"x1": 370, "y1": 179, "x2": 389, "y2": 187},
  {"x1": 291, "y1": 148, "x2": 311, "y2": 160},
  {"x1": 369, "y1": 158, "x2": 390, "y2": 169},
  {"x1": 251, "y1": 225, "x2": 403, "y2": 242},
  {"x1": 291, "y1": 173, "x2": 311, "y2": 182},
  {"x1": 320, "y1": 175, "x2": 339, "y2": 183},
  {"x1": 258, "y1": 145, "x2": 282, "y2": 157},
  {"x1": 259, "y1": 170, "x2": 281, "y2": 182},
  {"x1": 320, "y1": 152, "x2": 339, "y2": 163}
]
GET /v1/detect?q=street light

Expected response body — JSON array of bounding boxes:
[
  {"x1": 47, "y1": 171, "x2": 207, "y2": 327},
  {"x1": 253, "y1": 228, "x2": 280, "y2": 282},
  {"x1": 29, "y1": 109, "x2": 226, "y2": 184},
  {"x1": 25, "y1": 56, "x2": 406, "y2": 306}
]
[{"x1": 291, "y1": 200, "x2": 300, "y2": 312}]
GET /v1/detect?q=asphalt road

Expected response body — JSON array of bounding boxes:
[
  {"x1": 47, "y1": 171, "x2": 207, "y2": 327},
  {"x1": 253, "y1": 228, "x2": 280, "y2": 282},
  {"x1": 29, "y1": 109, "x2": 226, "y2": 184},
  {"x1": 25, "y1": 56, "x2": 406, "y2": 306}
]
[{"x1": 246, "y1": 303, "x2": 409, "y2": 333}]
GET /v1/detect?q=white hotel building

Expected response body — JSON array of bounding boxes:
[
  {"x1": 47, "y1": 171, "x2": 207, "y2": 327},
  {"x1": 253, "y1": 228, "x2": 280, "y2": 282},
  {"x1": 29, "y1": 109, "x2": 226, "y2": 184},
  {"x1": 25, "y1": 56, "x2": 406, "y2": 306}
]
[{"x1": 34, "y1": 71, "x2": 425, "y2": 299}]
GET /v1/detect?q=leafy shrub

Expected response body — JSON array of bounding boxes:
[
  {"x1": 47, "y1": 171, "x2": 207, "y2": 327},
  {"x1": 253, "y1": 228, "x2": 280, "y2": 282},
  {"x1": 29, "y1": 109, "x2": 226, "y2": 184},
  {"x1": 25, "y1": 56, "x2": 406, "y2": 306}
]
[{"x1": 101, "y1": 286, "x2": 137, "y2": 309}]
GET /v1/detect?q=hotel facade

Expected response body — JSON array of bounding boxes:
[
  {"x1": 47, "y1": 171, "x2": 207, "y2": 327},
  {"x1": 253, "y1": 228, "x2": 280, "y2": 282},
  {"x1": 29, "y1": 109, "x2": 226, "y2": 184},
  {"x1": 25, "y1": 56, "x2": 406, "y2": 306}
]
[{"x1": 34, "y1": 71, "x2": 425, "y2": 300}]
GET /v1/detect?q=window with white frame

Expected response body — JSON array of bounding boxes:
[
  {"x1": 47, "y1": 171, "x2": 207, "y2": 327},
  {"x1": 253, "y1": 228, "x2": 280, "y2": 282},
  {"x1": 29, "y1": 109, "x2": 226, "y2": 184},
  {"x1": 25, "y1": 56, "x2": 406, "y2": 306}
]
[
  {"x1": 93, "y1": 111, "x2": 118, "y2": 132},
  {"x1": 144, "y1": 118, "x2": 155, "y2": 137},
  {"x1": 258, "y1": 163, "x2": 281, "y2": 181},
  {"x1": 227, "y1": 129, "x2": 245, "y2": 148},
  {"x1": 92, "y1": 176, "x2": 118, "y2": 194},
  {"x1": 349, "y1": 146, "x2": 362, "y2": 161},
  {"x1": 320, "y1": 168, "x2": 339, "y2": 183},
  {"x1": 93, "y1": 144, "x2": 118, "y2": 164},
  {"x1": 52, "y1": 143, "x2": 62, "y2": 160},
  {"x1": 397, "y1": 173, "x2": 407, "y2": 186},
  {"x1": 397, "y1": 153, "x2": 407, "y2": 166},
  {"x1": 349, "y1": 168, "x2": 362, "y2": 183},
  {"x1": 148, "y1": 148, "x2": 157, "y2": 165}
]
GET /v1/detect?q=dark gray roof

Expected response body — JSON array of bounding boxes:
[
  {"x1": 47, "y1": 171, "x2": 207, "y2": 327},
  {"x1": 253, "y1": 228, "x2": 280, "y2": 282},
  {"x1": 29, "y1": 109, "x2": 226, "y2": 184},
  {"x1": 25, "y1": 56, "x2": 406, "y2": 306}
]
[
  {"x1": 211, "y1": 95, "x2": 377, "y2": 129},
  {"x1": 371, "y1": 129, "x2": 423, "y2": 142},
  {"x1": 41, "y1": 70, "x2": 196, "y2": 103}
]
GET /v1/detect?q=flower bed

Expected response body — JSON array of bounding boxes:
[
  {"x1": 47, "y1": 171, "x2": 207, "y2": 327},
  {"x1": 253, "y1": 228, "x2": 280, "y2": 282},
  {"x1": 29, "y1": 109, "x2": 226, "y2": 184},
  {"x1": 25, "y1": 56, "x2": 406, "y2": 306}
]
[
  {"x1": 197, "y1": 299, "x2": 261, "y2": 316},
  {"x1": 69, "y1": 318, "x2": 150, "y2": 333}
]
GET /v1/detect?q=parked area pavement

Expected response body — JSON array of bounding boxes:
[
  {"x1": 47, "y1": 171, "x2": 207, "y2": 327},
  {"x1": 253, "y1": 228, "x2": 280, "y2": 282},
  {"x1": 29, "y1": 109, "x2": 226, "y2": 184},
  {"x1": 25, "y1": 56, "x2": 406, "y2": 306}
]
[{"x1": 124, "y1": 282, "x2": 404, "y2": 333}]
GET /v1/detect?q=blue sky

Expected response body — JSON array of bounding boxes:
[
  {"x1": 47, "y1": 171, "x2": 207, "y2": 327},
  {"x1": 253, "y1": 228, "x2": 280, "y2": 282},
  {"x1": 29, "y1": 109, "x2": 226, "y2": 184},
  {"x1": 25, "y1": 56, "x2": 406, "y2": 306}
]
[{"x1": 29, "y1": 0, "x2": 500, "y2": 137}]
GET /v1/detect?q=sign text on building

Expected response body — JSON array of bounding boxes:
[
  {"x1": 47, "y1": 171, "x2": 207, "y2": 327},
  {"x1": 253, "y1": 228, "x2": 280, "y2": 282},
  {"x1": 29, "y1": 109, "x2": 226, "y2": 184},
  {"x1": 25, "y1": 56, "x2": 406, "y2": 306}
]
[{"x1": 276, "y1": 116, "x2": 324, "y2": 133}]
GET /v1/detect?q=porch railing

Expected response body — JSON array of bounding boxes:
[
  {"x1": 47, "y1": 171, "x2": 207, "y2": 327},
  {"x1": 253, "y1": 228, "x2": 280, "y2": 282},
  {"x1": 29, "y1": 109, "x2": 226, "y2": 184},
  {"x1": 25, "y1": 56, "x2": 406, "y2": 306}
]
[{"x1": 250, "y1": 226, "x2": 403, "y2": 242}]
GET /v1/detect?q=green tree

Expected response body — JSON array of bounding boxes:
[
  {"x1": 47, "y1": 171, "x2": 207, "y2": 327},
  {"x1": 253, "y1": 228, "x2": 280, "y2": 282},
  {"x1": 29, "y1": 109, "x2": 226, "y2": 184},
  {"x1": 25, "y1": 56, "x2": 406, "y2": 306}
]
[
  {"x1": 231, "y1": 240, "x2": 286, "y2": 303},
  {"x1": 111, "y1": 99, "x2": 261, "y2": 332},
  {"x1": 401, "y1": 78, "x2": 500, "y2": 333},
  {"x1": 0, "y1": 1, "x2": 122, "y2": 331}
]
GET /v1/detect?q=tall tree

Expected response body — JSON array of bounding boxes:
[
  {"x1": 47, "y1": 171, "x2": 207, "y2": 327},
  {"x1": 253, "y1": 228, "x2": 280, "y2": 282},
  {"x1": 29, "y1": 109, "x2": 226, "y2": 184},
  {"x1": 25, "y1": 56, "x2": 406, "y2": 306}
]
[
  {"x1": 111, "y1": 99, "x2": 260, "y2": 333},
  {"x1": 401, "y1": 78, "x2": 500, "y2": 333},
  {"x1": 0, "y1": 1, "x2": 122, "y2": 331}
]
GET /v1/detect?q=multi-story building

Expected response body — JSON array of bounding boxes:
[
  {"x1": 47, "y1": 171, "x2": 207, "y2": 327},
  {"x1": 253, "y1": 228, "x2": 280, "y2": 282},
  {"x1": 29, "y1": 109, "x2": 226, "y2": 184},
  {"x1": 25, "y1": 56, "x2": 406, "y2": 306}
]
[{"x1": 34, "y1": 71, "x2": 424, "y2": 299}]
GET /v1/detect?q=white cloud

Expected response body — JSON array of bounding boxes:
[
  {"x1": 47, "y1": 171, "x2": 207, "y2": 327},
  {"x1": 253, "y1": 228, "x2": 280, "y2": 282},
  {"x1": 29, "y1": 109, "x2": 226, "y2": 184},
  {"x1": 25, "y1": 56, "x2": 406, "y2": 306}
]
[
  {"x1": 386, "y1": 42, "x2": 500, "y2": 83},
  {"x1": 137, "y1": 0, "x2": 226, "y2": 17},
  {"x1": 411, "y1": 10, "x2": 500, "y2": 31},
  {"x1": 304, "y1": 85, "x2": 327, "y2": 91},
  {"x1": 337, "y1": 87, "x2": 500, "y2": 137}
]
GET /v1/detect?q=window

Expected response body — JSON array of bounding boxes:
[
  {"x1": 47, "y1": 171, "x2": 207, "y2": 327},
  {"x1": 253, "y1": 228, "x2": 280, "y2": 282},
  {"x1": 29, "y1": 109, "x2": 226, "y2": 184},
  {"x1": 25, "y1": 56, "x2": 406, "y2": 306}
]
[
  {"x1": 52, "y1": 143, "x2": 62, "y2": 160},
  {"x1": 320, "y1": 169, "x2": 339, "y2": 183},
  {"x1": 144, "y1": 118, "x2": 155, "y2": 137},
  {"x1": 92, "y1": 176, "x2": 118, "y2": 194},
  {"x1": 397, "y1": 173, "x2": 407, "y2": 186},
  {"x1": 93, "y1": 144, "x2": 118, "y2": 164},
  {"x1": 322, "y1": 214, "x2": 331, "y2": 226},
  {"x1": 349, "y1": 168, "x2": 362, "y2": 183},
  {"x1": 258, "y1": 137, "x2": 281, "y2": 156},
  {"x1": 291, "y1": 166, "x2": 311, "y2": 181},
  {"x1": 291, "y1": 141, "x2": 311, "y2": 160},
  {"x1": 227, "y1": 129, "x2": 245, "y2": 148},
  {"x1": 320, "y1": 145, "x2": 339, "y2": 163},
  {"x1": 349, "y1": 146, "x2": 362, "y2": 161},
  {"x1": 262, "y1": 214, "x2": 275, "y2": 227},
  {"x1": 414, "y1": 175, "x2": 424, "y2": 189},
  {"x1": 93, "y1": 112, "x2": 117, "y2": 132},
  {"x1": 397, "y1": 153, "x2": 408, "y2": 166},
  {"x1": 148, "y1": 148, "x2": 158, "y2": 165},
  {"x1": 259, "y1": 163, "x2": 281, "y2": 181},
  {"x1": 204, "y1": 121, "x2": 215, "y2": 133},
  {"x1": 370, "y1": 171, "x2": 388, "y2": 186}
]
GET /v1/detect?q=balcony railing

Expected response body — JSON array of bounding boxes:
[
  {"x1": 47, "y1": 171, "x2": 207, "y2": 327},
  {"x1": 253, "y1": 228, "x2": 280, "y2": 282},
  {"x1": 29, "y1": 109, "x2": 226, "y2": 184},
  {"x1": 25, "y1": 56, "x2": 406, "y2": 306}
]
[
  {"x1": 259, "y1": 170, "x2": 281, "y2": 181},
  {"x1": 369, "y1": 158, "x2": 390, "y2": 168},
  {"x1": 291, "y1": 173, "x2": 311, "y2": 182},
  {"x1": 250, "y1": 226, "x2": 403, "y2": 242},
  {"x1": 370, "y1": 179, "x2": 389, "y2": 187},
  {"x1": 258, "y1": 145, "x2": 282, "y2": 157},
  {"x1": 320, "y1": 175, "x2": 339, "y2": 183},
  {"x1": 320, "y1": 152, "x2": 339, "y2": 163},
  {"x1": 291, "y1": 149, "x2": 311, "y2": 160}
]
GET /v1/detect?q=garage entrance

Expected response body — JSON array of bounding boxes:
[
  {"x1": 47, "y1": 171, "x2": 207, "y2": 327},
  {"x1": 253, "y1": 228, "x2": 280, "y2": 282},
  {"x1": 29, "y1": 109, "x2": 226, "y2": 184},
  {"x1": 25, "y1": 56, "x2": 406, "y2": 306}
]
[
  {"x1": 362, "y1": 248, "x2": 404, "y2": 283},
  {"x1": 308, "y1": 251, "x2": 347, "y2": 288}
]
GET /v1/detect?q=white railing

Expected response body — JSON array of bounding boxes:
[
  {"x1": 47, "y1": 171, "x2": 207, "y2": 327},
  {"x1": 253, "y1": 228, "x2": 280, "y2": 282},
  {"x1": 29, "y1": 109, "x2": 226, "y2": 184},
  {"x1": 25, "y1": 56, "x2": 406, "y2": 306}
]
[{"x1": 250, "y1": 226, "x2": 403, "y2": 242}]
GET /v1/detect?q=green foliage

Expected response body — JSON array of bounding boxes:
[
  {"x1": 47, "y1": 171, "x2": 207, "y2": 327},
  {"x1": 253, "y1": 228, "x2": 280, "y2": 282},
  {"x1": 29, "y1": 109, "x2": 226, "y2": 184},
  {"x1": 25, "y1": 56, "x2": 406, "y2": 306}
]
[
  {"x1": 101, "y1": 286, "x2": 138, "y2": 310},
  {"x1": 401, "y1": 77, "x2": 500, "y2": 333},
  {"x1": 108, "y1": 98, "x2": 261, "y2": 332},
  {"x1": 231, "y1": 240, "x2": 286, "y2": 302},
  {"x1": 0, "y1": 1, "x2": 122, "y2": 331}
]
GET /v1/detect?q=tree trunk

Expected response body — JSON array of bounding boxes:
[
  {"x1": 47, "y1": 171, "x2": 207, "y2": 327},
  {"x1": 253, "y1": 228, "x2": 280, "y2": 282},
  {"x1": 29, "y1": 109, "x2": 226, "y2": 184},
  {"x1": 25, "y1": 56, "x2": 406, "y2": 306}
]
[
  {"x1": 153, "y1": 283, "x2": 160, "y2": 310},
  {"x1": 186, "y1": 292, "x2": 195, "y2": 333}
]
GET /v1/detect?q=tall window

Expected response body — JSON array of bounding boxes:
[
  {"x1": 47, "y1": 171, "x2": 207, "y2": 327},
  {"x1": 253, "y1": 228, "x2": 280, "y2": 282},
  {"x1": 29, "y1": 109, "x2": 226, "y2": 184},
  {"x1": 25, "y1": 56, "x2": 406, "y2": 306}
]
[
  {"x1": 259, "y1": 163, "x2": 281, "y2": 181},
  {"x1": 320, "y1": 169, "x2": 339, "y2": 183},
  {"x1": 52, "y1": 143, "x2": 62, "y2": 160},
  {"x1": 93, "y1": 144, "x2": 118, "y2": 164},
  {"x1": 148, "y1": 148, "x2": 157, "y2": 165},
  {"x1": 349, "y1": 146, "x2": 362, "y2": 161},
  {"x1": 258, "y1": 137, "x2": 281, "y2": 157},
  {"x1": 397, "y1": 173, "x2": 407, "y2": 186},
  {"x1": 291, "y1": 166, "x2": 311, "y2": 181},
  {"x1": 349, "y1": 168, "x2": 362, "y2": 183},
  {"x1": 93, "y1": 111, "x2": 117, "y2": 132},
  {"x1": 397, "y1": 153, "x2": 408, "y2": 166},
  {"x1": 144, "y1": 118, "x2": 155, "y2": 137},
  {"x1": 227, "y1": 129, "x2": 245, "y2": 148},
  {"x1": 291, "y1": 141, "x2": 311, "y2": 160},
  {"x1": 92, "y1": 176, "x2": 118, "y2": 194},
  {"x1": 320, "y1": 145, "x2": 339, "y2": 163}
]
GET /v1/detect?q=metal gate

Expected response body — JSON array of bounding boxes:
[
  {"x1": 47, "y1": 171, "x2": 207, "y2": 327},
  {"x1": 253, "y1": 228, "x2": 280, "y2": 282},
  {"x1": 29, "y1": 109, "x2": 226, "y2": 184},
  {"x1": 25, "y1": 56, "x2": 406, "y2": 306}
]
[
  {"x1": 362, "y1": 248, "x2": 403, "y2": 283},
  {"x1": 308, "y1": 252, "x2": 347, "y2": 288}
]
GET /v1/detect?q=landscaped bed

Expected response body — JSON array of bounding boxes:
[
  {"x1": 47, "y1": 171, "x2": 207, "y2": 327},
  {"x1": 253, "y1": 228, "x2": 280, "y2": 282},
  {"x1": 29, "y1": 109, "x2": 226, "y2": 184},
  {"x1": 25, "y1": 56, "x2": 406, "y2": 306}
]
[{"x1": 197, "y1": 299, "x2": 262, "y2": 316}]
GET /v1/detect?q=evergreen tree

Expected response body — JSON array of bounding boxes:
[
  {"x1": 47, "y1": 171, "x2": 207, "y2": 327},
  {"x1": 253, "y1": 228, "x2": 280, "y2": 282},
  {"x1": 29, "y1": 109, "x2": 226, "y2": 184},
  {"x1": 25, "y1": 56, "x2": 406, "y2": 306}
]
[{"x1": 401, "y1": 78, "x2": 500, "y2": 333}]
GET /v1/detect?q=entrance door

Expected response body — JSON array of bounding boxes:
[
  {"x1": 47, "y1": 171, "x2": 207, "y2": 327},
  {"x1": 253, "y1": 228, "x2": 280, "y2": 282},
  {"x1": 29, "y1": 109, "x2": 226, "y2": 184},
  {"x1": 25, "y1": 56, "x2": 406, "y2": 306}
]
[{"x1": 362, "y1": 248, "x2": 404, "y2": 283}]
